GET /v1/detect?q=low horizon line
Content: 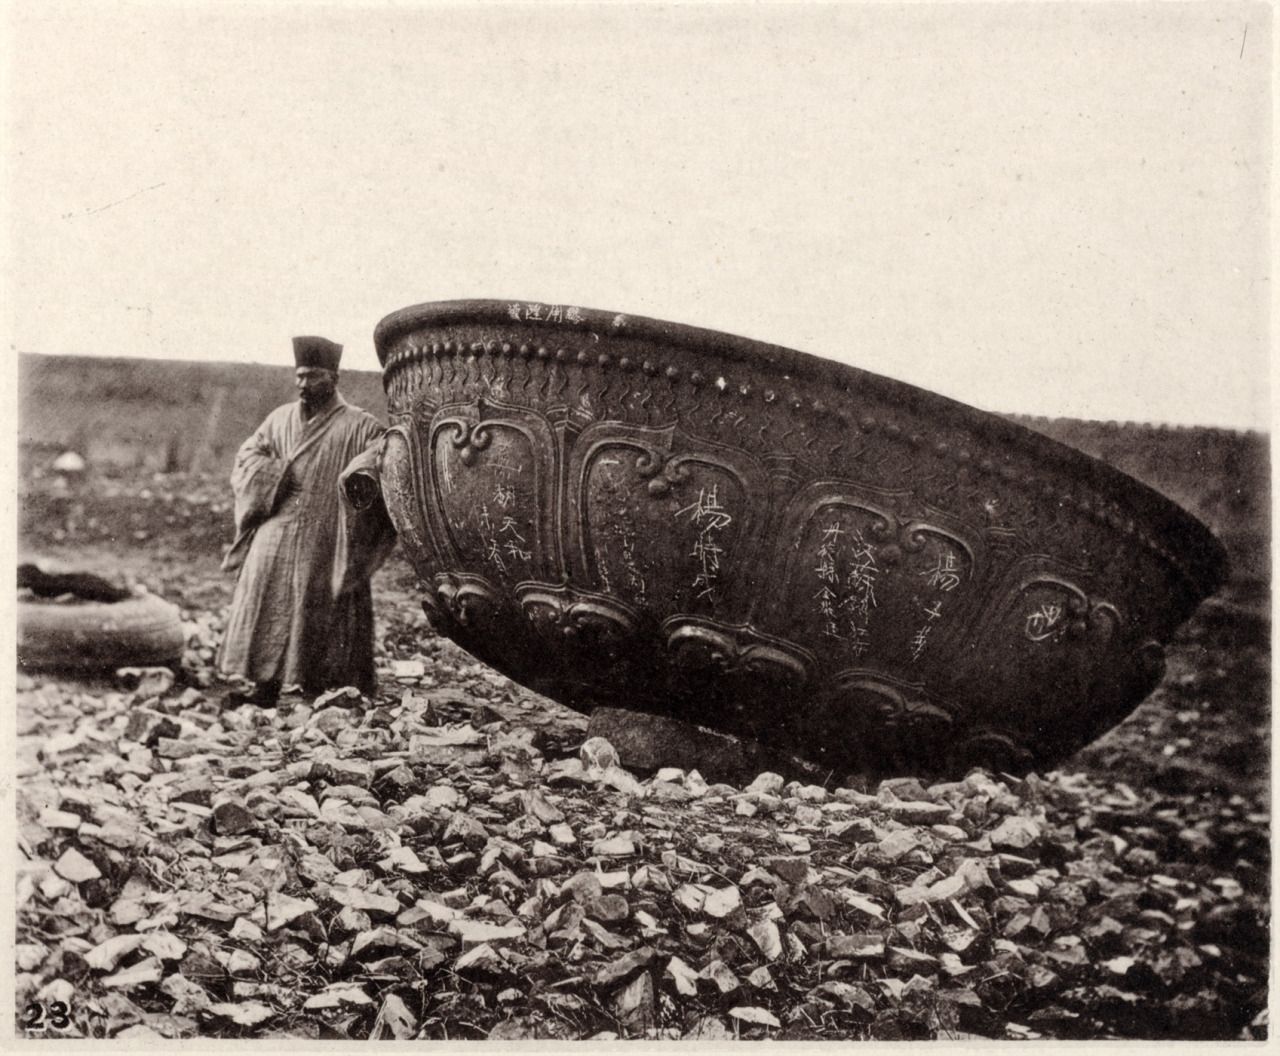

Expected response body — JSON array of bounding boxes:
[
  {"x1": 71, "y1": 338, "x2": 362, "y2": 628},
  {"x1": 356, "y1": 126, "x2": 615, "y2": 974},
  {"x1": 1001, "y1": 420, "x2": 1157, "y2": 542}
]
[{"x1": 14, "y1": 347, "x2": 1268, "y2": 437}]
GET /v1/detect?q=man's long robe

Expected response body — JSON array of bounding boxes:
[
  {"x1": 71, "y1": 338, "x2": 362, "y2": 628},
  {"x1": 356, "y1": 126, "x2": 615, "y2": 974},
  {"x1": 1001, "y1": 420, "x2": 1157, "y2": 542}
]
[{"x1": 217, "y1": 395, "x2": 388, "y2": 694}]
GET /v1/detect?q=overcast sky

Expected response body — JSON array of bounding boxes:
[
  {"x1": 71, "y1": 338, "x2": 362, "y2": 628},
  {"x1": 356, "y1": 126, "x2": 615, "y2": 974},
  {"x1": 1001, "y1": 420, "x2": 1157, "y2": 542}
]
[{"x1": 6, "y1": 1, "x2": 1271, "y2": 428}]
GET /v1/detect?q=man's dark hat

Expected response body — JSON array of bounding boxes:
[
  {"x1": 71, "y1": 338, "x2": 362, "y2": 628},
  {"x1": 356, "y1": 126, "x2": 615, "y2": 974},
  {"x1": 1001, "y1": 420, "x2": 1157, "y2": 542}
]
[{"x1": 293, "y1": 335, "x2": 343, "y2": 371}]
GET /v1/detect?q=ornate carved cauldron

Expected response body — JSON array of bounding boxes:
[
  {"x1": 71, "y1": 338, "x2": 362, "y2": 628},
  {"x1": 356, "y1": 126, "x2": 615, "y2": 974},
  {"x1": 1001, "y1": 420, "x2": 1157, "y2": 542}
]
[{"x1": 373, "y1": 300, "x2": 1226, "y2": 778}]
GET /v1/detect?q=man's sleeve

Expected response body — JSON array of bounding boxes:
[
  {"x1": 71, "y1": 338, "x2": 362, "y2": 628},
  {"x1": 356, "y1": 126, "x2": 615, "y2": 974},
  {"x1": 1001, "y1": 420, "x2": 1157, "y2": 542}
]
[
  {"x1": 229, "y1": 415, "x2": 288, "y2": 537},
  {"x1": 332, "y1": 434, "x2": 397, "y2": 598},
  {"x1": 221, "y1": 413, "x2": 287, "y2": 573}
]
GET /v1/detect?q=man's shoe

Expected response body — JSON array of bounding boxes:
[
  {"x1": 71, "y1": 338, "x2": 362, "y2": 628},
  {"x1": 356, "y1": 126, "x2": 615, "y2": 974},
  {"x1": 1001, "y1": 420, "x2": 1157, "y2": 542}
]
[{"x1": 223, "y1": 681, "x2": 281, "y2": 708}]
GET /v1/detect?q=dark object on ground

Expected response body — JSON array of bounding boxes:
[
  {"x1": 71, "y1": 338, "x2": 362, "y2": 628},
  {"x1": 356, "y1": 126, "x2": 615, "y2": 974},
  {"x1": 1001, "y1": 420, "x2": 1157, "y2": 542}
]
[
  {"x1": 587, "y1": 706, "x2": 828, "y2": 786},
  {"x1": 376, "y1": 300, "x2": 1223, "y2": 778},
  {"x1": 18, "y1": 562, "x2": 131, "y2": 603},
  {"x1": 17, "y1": 568, "x2": 185, "y2": 672},
  {"x1": 222, "y1": 680, "x2": 282, "y2": 708}
]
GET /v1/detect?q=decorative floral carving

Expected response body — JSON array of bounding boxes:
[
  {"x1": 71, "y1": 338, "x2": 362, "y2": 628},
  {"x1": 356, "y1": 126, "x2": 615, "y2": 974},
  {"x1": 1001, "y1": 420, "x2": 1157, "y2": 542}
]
[
  {"x1": 428, "y1": 572, "x2": 501, "y2": 631},
  {"x1": 518, "y1": 583, "x2": 639, "y2": 660},
  {"x1": 664, "y1": 618, "x2": 812, "y2": 697}
]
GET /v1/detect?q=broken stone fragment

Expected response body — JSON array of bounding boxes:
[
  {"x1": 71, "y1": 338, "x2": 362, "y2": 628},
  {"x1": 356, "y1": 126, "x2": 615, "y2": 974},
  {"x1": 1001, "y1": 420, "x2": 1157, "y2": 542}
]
[
  {"x1": 990, "y1": 816, "x2": 1043, "y2": 850},
  {"x1": 584, "y1": 894, "x2": 630, "y2": 923},
  {"x1": 313, "y1": 686, "x2": 365, "y2": 710},
  {"x1": 381, "y1": 846, "x2": 432, "y2": 875},
  {"x1": 123, "y1": 708, "x2": 181, "y2": 746},
  {"x1": 599, "y1": 765, "x2": 646, "y2": 797},
  {"x1": 792, "y1": 886, "x2": 837, "y2": 921},
  {"x1": 746, "y1": 772, "x2": 785, "y2": 795},
  {"x1": 85, "y1": 934, "x2": 146, "y2": 972},
  {"x1": 351, "y1": 926, "x2": 418, "y2": 960},
  {"x1": 442, "y1": 810, "x2": 490, "y2": 850},
  {"x1": 211, "y1": 798, "x2": 257, "y2": 836},
  {"x1": 521, "y1": 788, "x2": 564, "y2": 824},
  {"x1": 793, "y1": 804, "x2": 824, "y2": 827},
  {"x1": 303, "y1": 982, "x2": 375, "y2": 1010},
  {"x1": 224, "y1": 949, "x2": 262, "y2": 975},
  {"x1": 331, "y1": 757, "x2": 373, "y2": 786},
  {"x1": 327, "y1": 885, "x2": 402, "y2": 919},
  {"x1": 53, "y1": 847, "x2": 101, "y2": 883},
  {"x1": 876, "y1": 829, "x2": 925, "y2": 862},
  {"x1": 376, "y1": 992, "x2": 418, "y2": 1040},
  {"x1": 777, "y1": 832, "x2": 811, "y2": 853},
  {"x1": 887, "y1": 945, "x2": 939, "y2": 972},
  {"x1": 763, "y1": 856, "x2": 810, "y2": 885},
  {"x1": 729, "y1": 1005, "x2": 781, "y2": 1030},
  {"x1": 579, "y1": 736, "x2": 620, "y2": 771},
  {"x1": 649, "y1": 780, "x2": 693, "y2": 803},
  {"x1": 700, "y1": 959, "x2": 740, "y2": 993},
  {"x1": 885, "y1": 800, "x2": 953, "y2": 825},
  {"x1": 666, "y1": 955, "x2": 700, "y2": 996},
  {"x1": 825, "y1": 932, "x2": 886, "y2": 960},
  {"x1": 448, "y1": 918, "x2": 526, "y2": 949},
  {"x1": 593, "y1": 946, "x2": 656, "y2": 987},
  {"x1": 102, "y1": 956, "x2": 163, "y2": 990},
  {"x1": 683, "y1": 1016, "x2": 734, "y2": 1040},
  {"x1": 829, "y1": 817, "x2": 877, "y2": 844},
  {"x1": 548, "y1": 822, "x2": 576, "y2": 846},
  {"x1": 265, "y1": 893, "x2": 318, "y2": 931},
  {"x1": 591, "y1": 835, "x2": 636, "y2": 858},
  {"x1": 748, "y1": 919, "x2": 783, "y2": 962},
  {"x1": 611, "y1": 969, "x2": 654, "y2": 1032},
  {"x1": 141, "y1": 931, "x2": 187, "y2": 962},
  {"x1": 38, "y1": 808, "x2": 82, "y2": 831}
]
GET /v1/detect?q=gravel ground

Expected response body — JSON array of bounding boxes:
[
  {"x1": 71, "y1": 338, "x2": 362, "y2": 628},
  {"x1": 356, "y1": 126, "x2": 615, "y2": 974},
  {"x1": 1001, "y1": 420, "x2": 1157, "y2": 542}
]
[{"x1": 14, "y1": 470, "x2": 1270, "y2": 1041}]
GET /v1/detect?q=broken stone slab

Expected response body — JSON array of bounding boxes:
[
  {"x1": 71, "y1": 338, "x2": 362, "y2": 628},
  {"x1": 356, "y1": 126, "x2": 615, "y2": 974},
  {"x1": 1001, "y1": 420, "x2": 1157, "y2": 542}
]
[
  {"x1": 587, "y1": 708, "x2": 750, "y2": 780},
  {"x1": 586, "y1": 707, "x2": 836, "y2": 787}
]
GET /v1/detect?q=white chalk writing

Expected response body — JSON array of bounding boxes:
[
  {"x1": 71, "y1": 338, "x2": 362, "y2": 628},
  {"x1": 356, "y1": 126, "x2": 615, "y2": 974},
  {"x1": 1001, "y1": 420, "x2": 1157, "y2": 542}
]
[
  {"x1": 920, "y1": 551, "x2": 962, "y2": 592},
  {"x1": 507, "y1": 302, "x2": 586, "y2": 324},
  {"x1": 676, "y1": 484, "x2": 732, "y2": 600},
  {"x1": 1025, "y1": 603, "x2": 1064, "y2": 642},
  {"x1": 811, "y1": 519, "x2": 879, "y2": 653},
  {"x1": 478, "y1": 504, "x2": 506, "y2": 573},
  {"x1": 910, "y1": 546, "x2": 961, "y2": 662}
]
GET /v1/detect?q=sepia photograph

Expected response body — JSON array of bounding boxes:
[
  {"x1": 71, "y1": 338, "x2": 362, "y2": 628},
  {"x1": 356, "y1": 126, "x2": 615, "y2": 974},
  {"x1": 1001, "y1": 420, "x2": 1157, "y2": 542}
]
[{"x1": 8, "y1": 0, "x2": 1271, "y2": 1044}]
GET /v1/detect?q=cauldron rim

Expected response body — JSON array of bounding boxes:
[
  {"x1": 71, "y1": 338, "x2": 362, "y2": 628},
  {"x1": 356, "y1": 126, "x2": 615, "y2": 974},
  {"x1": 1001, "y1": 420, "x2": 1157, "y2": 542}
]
[{"x1": 374, "y1": 298, "x2": 1227, "y2": 599}]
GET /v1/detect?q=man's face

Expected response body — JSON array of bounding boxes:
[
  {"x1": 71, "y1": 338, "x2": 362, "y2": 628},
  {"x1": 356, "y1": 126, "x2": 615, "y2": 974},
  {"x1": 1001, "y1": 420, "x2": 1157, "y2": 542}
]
[{"x1": 296, "y1": 367, "x2": 337, "y2": 409}]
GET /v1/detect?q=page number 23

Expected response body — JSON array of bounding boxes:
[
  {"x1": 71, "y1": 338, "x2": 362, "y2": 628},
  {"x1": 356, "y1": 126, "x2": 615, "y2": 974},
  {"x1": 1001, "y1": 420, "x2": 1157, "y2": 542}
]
[{"x1": 23, "y1": 1000, "x2": 72, "y2": 1031}]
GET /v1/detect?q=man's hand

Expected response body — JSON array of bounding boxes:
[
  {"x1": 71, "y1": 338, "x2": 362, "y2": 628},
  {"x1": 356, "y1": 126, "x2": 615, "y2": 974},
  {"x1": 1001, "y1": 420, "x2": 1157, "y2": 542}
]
[{"x1": 345, "y1": 473, "x2": 380, "y2": 511}]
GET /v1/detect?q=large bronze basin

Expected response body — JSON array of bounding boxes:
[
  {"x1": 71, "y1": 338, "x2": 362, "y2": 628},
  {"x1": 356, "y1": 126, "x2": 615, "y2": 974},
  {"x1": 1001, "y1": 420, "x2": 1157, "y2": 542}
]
[{"x1": 373, "y1": 300, "x2": 1226, "y2": 778}]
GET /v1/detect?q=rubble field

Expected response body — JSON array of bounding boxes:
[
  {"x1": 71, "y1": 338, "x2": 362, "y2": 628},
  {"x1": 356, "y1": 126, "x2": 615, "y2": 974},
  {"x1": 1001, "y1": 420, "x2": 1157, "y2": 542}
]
[{"x1": 15, "y1": 469, "x2": 1270, "y2": 1041}]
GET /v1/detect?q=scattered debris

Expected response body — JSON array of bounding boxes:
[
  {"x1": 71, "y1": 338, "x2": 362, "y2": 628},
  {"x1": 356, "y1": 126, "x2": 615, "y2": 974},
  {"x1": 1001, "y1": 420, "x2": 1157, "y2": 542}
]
[{"x1": 13, "y1": 470, "x2": 1270, "y2": 1042}]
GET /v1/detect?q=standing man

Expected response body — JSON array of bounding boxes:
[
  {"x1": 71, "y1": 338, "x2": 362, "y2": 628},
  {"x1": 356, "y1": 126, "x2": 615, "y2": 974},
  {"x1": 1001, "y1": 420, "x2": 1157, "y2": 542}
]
[{"x1": 218, "y1": 336, "x2": 388, "y2": 704}]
